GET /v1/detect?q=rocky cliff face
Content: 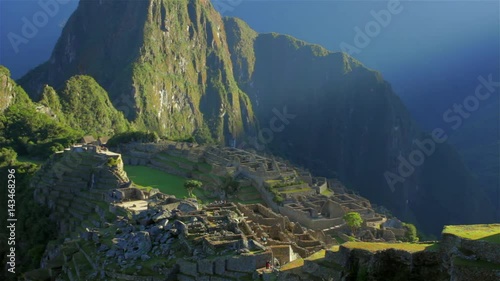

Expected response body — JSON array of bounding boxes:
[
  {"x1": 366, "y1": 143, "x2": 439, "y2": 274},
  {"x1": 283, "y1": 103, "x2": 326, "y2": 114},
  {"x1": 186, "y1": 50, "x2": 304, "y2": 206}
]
[
  {"x1": 0, "y1": 67, "x2": 15, "y2": 113},
  {"x1": 19, "y1": 0, "x2": 256, "y2": 143},
  {"x1": 0, "y1": 66, "x2": 31, "y2": 113},
  {"x1": 224, "y1": 17, "x2": 495, "y2": 234}
]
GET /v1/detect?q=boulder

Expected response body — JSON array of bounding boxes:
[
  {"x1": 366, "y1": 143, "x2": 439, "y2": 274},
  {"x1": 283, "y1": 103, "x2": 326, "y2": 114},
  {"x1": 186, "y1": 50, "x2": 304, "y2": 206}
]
[
  {"x1": 152, "y1": 210, "x2": 171, "y2": 222},
  {"x1": 174, "y1": 220, "x2": 188, "y2": 235},
  {"x1": 178, "y1": 200, "x2": 198, "y2": 213}
]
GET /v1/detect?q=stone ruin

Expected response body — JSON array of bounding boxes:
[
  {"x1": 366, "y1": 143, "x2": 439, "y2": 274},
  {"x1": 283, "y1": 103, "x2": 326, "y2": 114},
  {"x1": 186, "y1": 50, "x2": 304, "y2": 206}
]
[
  {"x1": 115, "y1": 141, "x2": 402, "y2": 241},
  {"x1": 109, "y1": 197, "x2": 335, "y2": 274},
  {"x1": 31, "y1": 144, "x2": 131, "y2": 234},
  {"x1": 27, "y1": 142, "x2": 416, "y2": 281},
  {"x1": 236, "y1": 203, "x2": 336, "y2": 260}
]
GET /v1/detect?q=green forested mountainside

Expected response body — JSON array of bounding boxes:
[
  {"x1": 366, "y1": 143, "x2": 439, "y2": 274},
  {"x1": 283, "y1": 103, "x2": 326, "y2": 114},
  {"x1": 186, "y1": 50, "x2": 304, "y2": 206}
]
[
  {"x1": 0, "y1": 66, "x2": 32, "y2": 113},
  {"x1": 57, "y1": 75, "x2": 130, "y2": 136},
  {"x1": 38, "y1": 85, "x2": 63, "y2": 120},
  {"x1": 11, "y1": 0, "x2": 495, "y2": 235},
  {"x1": 19, "y1": 0, "x2": 256, "y2": 143},
  {"x1": 224, "y1": 17, "x2": 495, "y2": 234},
  {"x1": 0, "y1": 69, "x2": 81, "y2": 158},
  {"x1": 1, "y1": 68, "x2": 133, "y2": 159}
]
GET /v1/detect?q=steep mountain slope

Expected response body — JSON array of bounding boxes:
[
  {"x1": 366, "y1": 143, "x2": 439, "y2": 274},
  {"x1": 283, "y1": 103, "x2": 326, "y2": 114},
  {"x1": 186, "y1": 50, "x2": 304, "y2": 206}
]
[
  {"x1": 0, "y1": 66, "x2": 31, "y2": 113},
  {"x1": 57, "y1": 75, "x2": 129, "y2": 136},
  {"x1": 0, "y1": 69, "x2": 77, "y2": 159},
  {"x1": 224, "y1": 17, "x2": 495, "y2": 234},
  {"x1": 447, "y1": 98, "x2": 500, "y2": 219},
  {"x1": 19, "y1": 0, "x2": 256, "y2": 143}
]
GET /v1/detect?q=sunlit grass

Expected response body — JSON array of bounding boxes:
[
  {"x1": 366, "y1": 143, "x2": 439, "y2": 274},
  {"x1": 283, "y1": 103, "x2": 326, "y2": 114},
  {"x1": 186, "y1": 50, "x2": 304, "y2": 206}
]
[
  {"x1": 124, "y1": 165, "x2": 188, "y2": 198},
  {"x1": 321, "y1": 188, "x2": 333, "y2": 196},
  {"x1": 343, "y1": 242, "x2": 437, "y2": 253},
  {"x1": 442, "y1": 224, "x2": 500, "y2": 244}
]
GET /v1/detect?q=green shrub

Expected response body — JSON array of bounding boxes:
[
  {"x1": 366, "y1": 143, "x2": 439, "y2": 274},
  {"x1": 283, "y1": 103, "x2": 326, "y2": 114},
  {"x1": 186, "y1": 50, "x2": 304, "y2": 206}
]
[
  {"x1": 403, "y1": 223, "x2": 419, "y2": 242},
  {"x1": 273, "y1": 195, "x2": 284, "y2": 204},
  {"x1": 107, "y1": 131, "x2": 159, "y2": 147}
]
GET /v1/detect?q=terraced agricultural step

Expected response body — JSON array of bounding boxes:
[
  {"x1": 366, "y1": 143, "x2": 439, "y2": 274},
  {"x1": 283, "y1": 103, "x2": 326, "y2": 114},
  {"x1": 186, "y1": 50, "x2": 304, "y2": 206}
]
[
  {"x1": 80, "y1": 220, "x2": 95, "y2": 230},
  {"x1": 71, "y1": 252, "x2": 90, "y2": 280},
  {"x1": 66, "y1": 264, "x2": 77, "y2": 281},
  {"x1": 68, "y1": 208, "x2": 88, "y2": 221},
  {"x1": 71, "y1": 202, "x2": 93, "y2": 213},
  {"x1": 76, "y1": 190, "x2": 103, "y2": 201},
  {"x1": 56, "y1": 199, "x2": 71, "y2": 208},
  {"x1": 77, "y1": 243, "x2": 98, "y2": 271}
]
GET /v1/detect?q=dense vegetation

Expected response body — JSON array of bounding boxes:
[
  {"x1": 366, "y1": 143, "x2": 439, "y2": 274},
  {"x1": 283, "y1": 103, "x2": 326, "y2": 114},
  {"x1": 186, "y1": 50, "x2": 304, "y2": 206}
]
[
  {"x1": 344, "y1": 212, "x2": 363, "y2": 235},
  {"x1": 0, "y1": 103, "x2": 81, "y2": 158},
  {"x1": 403, "y1": 223, "x2": 419, "y2": 243},
  {"x1": 107, "y1": 131, "x2": 160, "y2": 147},
  {"x1": 0, "y1": 71, "x2": 82, "y2": 159},
  {"x1": 1, "y1": 69, "x2": 132, "y2": 160},
  {"x1": 0, "y1": 67, "x2": 144, "y2": 277},
  {"x1": 18, "y1": 0, "x2": 256, "y2": 143},
  {"x1": 58, "y1": 75, "x2": 130, "y2": 136},
  {"x1": 0, "y1": 159, "x2": 57, "y2": 280}
]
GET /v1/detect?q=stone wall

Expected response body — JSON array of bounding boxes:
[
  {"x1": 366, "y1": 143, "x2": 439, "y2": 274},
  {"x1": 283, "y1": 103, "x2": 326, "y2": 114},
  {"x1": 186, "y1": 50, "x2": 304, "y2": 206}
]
[
  {"x1": 274, "y1": 183, "x2": 309, "y2": 192},
  {"x1": 279, "y1": 205, "x2": 343, "y2": 230},
  {"x1": 312, "y1": 177, "x2": 328, "y2": 194},
  {"x1": 177, "y1": 252, "x2": 271, "y2": 280},
  {"x1": 238, "y1": 204, "x2": 287, "y2": 229},
  {"x1": 321, "y1": 200, "x2": 345, "y2": 219},
  {"x1": 441, "y1": 232, "x2": 500, "y2": 264},
  {"x1": 270, "y1": 245, "x2": 294, "y2": 265},
  {"x1": 31, "y1": 147, "x2": 130, "y2": 234},
  {"x1": 109, "y1": 188, "x2": 146, "y2": 202},
  {"x1": 320, "y1": 246, "x2": 447, "y2": 281}
]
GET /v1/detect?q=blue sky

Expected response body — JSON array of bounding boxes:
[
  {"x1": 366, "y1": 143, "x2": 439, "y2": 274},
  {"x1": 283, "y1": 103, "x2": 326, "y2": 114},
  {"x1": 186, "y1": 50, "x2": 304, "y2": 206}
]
[
  {"x1": 217, "y1": 0, "x2": 499, "y2": 128},
  {"x1": 217, "y1": 1, "x2": 499, "y2": 89},
  {"x1": 0, "y1": 0, "x2": 79, "y2": 78}
]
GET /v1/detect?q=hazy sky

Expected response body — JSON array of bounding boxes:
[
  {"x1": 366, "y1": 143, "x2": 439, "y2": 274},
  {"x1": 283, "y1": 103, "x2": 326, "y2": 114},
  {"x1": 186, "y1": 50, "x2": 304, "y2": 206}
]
[
  {"x1": 217, "y1": 0, "x2": 499, "y2": 128},
  {"x1": 217, "y1": 1, "x2": 499, "y2": 89}
]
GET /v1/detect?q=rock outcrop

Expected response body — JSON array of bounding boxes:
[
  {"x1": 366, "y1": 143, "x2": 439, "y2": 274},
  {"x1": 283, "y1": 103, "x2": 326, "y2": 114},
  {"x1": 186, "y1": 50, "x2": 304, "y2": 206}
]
[{"x1": 32, "y1": 145, "x2": 129, "y2": 234}]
